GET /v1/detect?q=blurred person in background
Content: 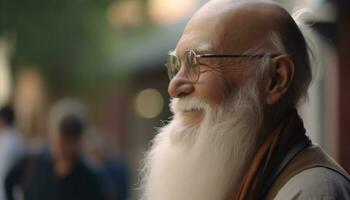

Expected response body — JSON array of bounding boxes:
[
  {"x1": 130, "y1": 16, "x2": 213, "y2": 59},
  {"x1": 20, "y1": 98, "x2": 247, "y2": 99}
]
[
  {"x1": 0, "y1": 105, "x2": 25, "y2": 200},
  {"x1": 100, "y1": 153, "x2": 128, "y2": 200},
  {"x1": 83, "y1": 129, "x2": 129, "y2": 200},
  {"x1": 4, "y1": 99, "x2": 105, "y2": 200},
  {"x1": 141, "y1": 0, "x2": 350, "y2": 200}
]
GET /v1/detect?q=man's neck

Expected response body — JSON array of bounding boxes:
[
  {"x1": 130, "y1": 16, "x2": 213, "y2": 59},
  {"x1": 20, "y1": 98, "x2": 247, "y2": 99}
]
[
  {"x1": 257, "y1": 105, "x2": 292, "y2": 149},
  {"x1": 53, "y1": 158, "x2": 77, "y2": 177}
]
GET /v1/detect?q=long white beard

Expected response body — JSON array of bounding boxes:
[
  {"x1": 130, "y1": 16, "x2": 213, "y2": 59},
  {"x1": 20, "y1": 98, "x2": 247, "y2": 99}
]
[{"x1": 140, "y1": 80, "x2": 263, "y2": 200}]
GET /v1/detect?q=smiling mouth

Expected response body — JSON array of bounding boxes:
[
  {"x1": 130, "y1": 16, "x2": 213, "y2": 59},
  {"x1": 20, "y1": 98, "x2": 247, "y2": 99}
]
[
  {"x1": 183, "y1": 108, "x2": 203, "y2": 113},
  {"x1": 180, "y1": 109, "x2": 204, "y2": 125}
]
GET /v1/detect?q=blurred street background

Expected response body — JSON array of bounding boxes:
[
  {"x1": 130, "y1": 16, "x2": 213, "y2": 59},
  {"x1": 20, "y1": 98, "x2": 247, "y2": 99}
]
[{"x1": 0, "y1": 0, "x2": 349, "y2": 199}]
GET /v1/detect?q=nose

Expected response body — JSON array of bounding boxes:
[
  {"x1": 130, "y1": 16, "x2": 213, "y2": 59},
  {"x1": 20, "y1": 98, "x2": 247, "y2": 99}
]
[{"x1": 168, "y1": 74, "x2": 195, "y2": 98}]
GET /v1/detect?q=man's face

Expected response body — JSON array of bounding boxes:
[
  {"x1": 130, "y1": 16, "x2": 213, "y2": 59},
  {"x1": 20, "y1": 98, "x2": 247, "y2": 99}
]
[
  {"x1": 51, "y1": 133, "x2": 81, "y2": 161},
  {"x1": 168, "y1": 6, "x2": 258, "y2": 126}
]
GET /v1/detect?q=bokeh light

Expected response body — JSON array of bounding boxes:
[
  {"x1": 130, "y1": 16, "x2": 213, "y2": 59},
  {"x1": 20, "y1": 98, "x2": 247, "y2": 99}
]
[
  {"x1": 0, "y1": 38, "x2": 12, "y2": 107},
  {"x1": 148, "y1": 0, "x2": 198, "y2": 25},
  {"x1": 135, "y1": 88, "x2": 164, "y2": 119},
  {"x1": 107, "y1": 0, "x2": 144, "y2": 28}
]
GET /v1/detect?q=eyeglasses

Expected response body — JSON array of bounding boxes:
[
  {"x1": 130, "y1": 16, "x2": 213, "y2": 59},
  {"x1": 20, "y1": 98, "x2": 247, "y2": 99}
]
[{"x1": 165, "y1": 49, "x2": 280, "y2": 83}]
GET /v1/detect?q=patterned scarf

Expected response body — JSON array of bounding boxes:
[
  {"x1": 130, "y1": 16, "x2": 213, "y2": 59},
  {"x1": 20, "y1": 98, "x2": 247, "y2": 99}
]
[{"x1": 233, "y1": 108, "x2": 311, "y2": 200}]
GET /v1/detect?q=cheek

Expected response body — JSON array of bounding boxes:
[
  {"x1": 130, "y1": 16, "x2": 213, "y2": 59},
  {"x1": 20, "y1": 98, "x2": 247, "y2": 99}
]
[
  {"x1": 222, "y1": 67, "x2": 253, "y2": 94},
  {"x1": 195, "y1": 71, "x2": 232, "y2": 106}
]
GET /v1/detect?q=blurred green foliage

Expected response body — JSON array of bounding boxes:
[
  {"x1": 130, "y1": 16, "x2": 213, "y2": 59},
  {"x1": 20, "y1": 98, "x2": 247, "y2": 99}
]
[{"x1": 0, "y1": 0, "x2": 152, "y2": 96}]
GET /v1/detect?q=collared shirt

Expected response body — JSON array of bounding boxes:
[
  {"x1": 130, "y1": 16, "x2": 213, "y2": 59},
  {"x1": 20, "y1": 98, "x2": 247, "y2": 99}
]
[{"x1": 275, "y1": 167, "x2": 350, "y2": 200}]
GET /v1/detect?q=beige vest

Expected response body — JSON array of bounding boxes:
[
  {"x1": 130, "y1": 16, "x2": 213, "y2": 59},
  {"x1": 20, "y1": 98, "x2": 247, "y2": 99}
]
[{"x1": 266, "y1": 145, "x2": 350, "y2": 199}]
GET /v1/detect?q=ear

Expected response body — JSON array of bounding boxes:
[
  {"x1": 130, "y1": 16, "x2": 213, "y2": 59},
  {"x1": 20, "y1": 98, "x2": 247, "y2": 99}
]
[{"x1": 264, "y1": 55, "x2": 295, "y2": 105}]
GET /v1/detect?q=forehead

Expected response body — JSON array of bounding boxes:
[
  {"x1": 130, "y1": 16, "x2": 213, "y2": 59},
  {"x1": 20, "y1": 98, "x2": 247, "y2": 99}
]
[
  {"x1": 175, "y1": 0, "x2": 283, "y2": 56},
  {"x1": 175, "y1": 18, "x2": 220, "y2": 57},
  {"x1": 175, "y1": 0, "x2": 235, "y2": 55}
]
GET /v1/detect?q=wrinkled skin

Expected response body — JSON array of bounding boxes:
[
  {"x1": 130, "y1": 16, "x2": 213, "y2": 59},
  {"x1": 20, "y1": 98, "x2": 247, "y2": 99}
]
[{"x1": 168, "y1": 0, "x2": 298, "y2": 142}]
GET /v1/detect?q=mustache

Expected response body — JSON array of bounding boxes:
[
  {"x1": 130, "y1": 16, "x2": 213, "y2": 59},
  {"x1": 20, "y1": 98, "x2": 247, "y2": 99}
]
[{"x1": 170, "y1": 96, "x2": 208, "y2": 113}]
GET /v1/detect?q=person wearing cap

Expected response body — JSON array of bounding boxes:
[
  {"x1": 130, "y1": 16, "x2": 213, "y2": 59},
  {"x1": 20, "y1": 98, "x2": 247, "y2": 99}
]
[{"x1": 5, "y1": 99, "x2": 105, "y2": 200}]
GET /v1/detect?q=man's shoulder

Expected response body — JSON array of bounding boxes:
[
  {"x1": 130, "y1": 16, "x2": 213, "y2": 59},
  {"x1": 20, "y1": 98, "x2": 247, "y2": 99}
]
[{"x1": 274, "y1": 167, "x2": 350, "y2": 200}]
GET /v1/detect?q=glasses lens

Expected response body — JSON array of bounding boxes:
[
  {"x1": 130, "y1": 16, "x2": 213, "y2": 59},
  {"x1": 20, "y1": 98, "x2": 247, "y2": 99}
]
[
  {"x1": 184, "y1": 50, "x2": 200, "y2": 82},
  {"x1": 166, "y1": 54, "x2": 180, "y2": 80}
]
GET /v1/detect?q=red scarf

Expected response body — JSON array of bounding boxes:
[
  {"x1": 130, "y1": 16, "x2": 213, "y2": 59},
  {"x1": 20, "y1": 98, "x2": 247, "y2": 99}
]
[{"x1": 233, "y1": 109, "x2": 311, "y2": 200}]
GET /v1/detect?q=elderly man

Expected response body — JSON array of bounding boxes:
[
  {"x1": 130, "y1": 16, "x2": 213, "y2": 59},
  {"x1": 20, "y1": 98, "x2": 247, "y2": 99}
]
[{"x1": 141, "y1": 0, "x2": 350, "y2": 199}]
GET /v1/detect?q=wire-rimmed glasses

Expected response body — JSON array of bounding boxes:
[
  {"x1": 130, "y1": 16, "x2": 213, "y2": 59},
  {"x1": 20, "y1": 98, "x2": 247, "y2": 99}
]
[{"x1": 165, "y1": 49, "x2": 281, "y2": 83}]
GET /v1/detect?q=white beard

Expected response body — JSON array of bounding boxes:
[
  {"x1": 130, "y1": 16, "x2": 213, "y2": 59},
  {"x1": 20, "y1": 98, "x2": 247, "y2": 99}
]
[{"x1": 140, "y1": 80, "x2": 263, "y2": 200}]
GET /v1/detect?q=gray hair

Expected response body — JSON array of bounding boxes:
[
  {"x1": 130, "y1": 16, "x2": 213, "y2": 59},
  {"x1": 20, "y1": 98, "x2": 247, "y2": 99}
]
[{"x1": 254, "y1": 9, "x2": 313, "y2": 107}]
